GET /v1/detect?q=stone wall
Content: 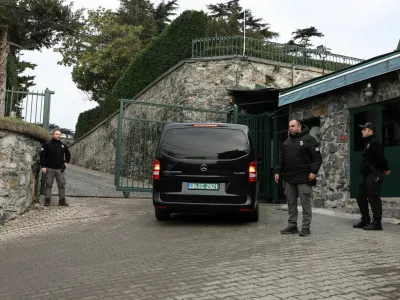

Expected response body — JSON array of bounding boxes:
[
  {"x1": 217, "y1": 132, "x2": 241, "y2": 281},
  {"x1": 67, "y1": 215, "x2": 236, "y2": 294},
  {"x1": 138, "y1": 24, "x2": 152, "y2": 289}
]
[
  {"x1": 291, "y1": 72, "x2": 400, "y2": 216},
  {"x1": 0, "y1": 120, "x2": 50, "y2": 223},
  {"x1": 70, "y1": 57, "x2": 326, "y2": 175}
]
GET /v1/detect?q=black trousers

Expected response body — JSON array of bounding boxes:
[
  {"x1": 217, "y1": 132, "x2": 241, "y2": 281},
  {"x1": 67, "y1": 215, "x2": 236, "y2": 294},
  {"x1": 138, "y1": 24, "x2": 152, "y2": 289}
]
[{"x1": 356, "y1": 173, "x2": 383, "y2": 223}]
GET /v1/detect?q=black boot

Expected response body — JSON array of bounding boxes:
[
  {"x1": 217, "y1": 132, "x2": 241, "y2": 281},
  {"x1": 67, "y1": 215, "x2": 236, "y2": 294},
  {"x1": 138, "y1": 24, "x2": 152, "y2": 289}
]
[
  {"x1": 353, "y1": 216, "x2": 371, "y2": 228},
  {"x1": 363, "y1": 218, "x2": 382, "y2": 230},
  {"x1": 44, "y1": 198, "x2": 51, "y2": 206},
  {"x1": 299, "y1": 228, "x2": 311, "y2": 237},
  {"x1": 58, "y1": 198, "x2": 69, "y2": 206},
  {"x1": 280, "y1": 226, "x2": 299, "y2": 234}
]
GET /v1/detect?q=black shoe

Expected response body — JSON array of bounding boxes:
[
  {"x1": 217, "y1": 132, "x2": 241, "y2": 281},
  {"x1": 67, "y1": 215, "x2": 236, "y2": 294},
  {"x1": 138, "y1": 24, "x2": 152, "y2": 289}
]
[
  {"x1": 58, "y1": 199, "x2": 69, "y2": 206},
  {"x1": 363, "y1": 223, "x2": 383, "y2": 231},
  {"x1": 353, "y1": 220, "x2": 371, "y2": 228},
  {"x1": 299, "y1": 228, "x2": 311, "y2": 237},
  {"x1": 44, "y1": 198, "x2": 51, "y2": 206},
  {"x1": 280, "y1": 226, "x2": 299, "y2": 234}
]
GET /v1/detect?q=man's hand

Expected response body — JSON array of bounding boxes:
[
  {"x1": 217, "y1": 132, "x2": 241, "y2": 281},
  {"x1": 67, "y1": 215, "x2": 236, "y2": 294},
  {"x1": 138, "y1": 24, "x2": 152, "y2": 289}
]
[
  {"x1": 309, "y1": 173, "x2": 316, "y2": 181},
  {"x1": 384, "y1": 170, "x2": 391, "y2": 176},
  {"x1": 274, "y1": 174, "x2": 279, "y2": 183},
  {"x1": 41, "y1": 167, "x2": 47, "y2": 174}
]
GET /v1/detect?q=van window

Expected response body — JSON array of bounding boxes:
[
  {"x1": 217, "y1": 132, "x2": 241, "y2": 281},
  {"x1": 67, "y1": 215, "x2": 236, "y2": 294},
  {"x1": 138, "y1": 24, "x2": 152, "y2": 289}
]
[{"x1": 160, "y1": 128, "x2": 250, "y2": 160}]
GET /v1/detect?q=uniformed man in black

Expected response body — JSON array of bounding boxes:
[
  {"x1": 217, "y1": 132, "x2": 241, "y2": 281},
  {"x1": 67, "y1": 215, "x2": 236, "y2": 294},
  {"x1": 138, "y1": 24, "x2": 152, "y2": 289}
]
[
  {"x1": 40, "y1": 129, "x2": 71, "y2": 206},
  {"x1": 275, "y1": 119, "x2": 322, "y2": 237},
  {"x1": 354, "y1": 122, "x2": 390, "y2": 230}
]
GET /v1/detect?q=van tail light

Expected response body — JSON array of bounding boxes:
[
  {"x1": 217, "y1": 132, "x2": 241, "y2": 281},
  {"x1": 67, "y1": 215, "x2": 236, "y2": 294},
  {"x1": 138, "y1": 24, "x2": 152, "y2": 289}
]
[
  {"x1": 249, "y1": 161, "x2": 257, "y2": 182},
  {"x1": 153, "y1": 159, "x2": 160, "y2": 180}
]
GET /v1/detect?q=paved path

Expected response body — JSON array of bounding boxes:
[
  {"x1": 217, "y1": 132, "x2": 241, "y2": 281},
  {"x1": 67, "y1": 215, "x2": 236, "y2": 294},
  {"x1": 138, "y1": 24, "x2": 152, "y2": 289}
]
[{"x1": 0, "y1": 166, "x2": 399, "y2": 300}]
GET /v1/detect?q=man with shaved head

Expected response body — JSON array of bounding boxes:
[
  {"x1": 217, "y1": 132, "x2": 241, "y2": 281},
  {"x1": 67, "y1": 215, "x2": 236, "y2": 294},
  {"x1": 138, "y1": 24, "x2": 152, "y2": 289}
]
[{"x1": 274, "y1": 119, "x2": 322, "y2": 237}]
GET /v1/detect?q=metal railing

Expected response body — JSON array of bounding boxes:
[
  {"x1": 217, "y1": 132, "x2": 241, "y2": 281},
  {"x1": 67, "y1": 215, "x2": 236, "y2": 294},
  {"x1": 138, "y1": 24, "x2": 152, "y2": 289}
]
[
  {"x1": 192, "y1": 36, "x2": 363, "y2": 72},
  {"x1": 4, "y1": 88, "x2": 54, "y2": 130}
]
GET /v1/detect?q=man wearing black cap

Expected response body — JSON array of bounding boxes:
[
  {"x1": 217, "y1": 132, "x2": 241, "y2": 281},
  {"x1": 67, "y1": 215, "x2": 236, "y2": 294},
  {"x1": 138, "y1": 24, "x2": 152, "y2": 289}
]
[{"x1": 354, "y1": 122, "x2": 390, "y2": 230}]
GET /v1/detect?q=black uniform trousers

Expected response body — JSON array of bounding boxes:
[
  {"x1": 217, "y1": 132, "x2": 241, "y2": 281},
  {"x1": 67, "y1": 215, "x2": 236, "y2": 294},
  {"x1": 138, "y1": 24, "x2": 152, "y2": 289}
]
[{"x1": 356, "y1": 173, "x2": 383, "y2": 223}]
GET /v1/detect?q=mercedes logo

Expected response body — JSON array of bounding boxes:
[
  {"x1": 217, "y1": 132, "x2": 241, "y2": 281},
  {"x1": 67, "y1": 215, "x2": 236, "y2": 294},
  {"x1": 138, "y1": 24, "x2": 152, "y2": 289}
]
[{"x1": 200, "y1": 164, "x2": 207, "y2": 172}]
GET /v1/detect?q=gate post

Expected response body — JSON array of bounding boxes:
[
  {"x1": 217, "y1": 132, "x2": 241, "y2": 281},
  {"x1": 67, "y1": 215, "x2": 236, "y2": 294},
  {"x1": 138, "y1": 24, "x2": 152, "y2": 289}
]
[
  {"x1": 42, "y1": 88, "x2": 55, "y2": 130},
  {"x1": 115, "y1": 99, "x2": 124, "y2": 187},
  {"x1": 233, "y1": 104, "x2": 238, "y2": 123}
]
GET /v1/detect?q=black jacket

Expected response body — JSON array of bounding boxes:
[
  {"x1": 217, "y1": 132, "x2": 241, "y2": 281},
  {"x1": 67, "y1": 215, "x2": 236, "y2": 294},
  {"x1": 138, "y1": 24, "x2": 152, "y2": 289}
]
[
  {"x1": 40, "y1": 139, "x2": 71, "y2": 169},
  {"x1": 360, "y1": 135, "x2": 389, "y2": 176},
  {"x1": 275, "y1": 126, "x2": 322, "y2": 184}
]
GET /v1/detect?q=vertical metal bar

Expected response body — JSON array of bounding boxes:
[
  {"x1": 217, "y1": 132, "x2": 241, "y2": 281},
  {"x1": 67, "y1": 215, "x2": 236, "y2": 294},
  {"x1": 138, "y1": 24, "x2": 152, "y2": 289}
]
[
  {"x1": 126, "y1": 119, "x2": 132, "y2": 189},
  {"x1": 10, "y1": 87, "x2": 14, "y2": 115},
  {"x1": 35, "y1": 91, "x2": 39, "y2": 124},
  {"x1": 42, "y1": 89, "x2": 53, "y2": 130},
  {"x1": 233, "y1": 104, "x2": 238, "y2": 123},
  {"x1": 5, "y1": 89, "x2": 8, "y2": 116},
  {"x1": 265, "y1": 116, "x2": 271, "y2": 199},
  {"x1": 116, "y1": 100, "x2": 124, "y2": 188},
  {"x1": 143, "y1": 121, "x2": 148, "y2": 188},
  {"x1": 39, "y1": 91, "x2": 43, "y2": 124},
  {"x1": 30, "y1": 92, "x2": 34, "y2": 123},
  {"x1": 272, "y1": 115, "x2": 279, "y2": 203}
]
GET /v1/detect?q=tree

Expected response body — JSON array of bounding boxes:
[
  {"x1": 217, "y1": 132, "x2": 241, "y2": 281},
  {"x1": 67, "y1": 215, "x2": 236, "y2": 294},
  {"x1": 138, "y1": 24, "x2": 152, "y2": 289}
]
[
  {"x1": 153, "y1": 0, "x2": 179, "y2": 34},
  {"x1": 0, "y1": 0, "x2": 83, "y2": 117},
  {"x1": 117, "y1": 0, "x2": 158, "y2": 42},
  {"x1": 118, "y1": 0, "x2": 179, "y2": 39},
  {"x1": 7, "y1": 51, "x2": 36, "y2": 91},
  {"x1": 55, "y1": 8, "x2": 144, "y2": 103},
  {"x1": 207, "y1": 0, "x2": 278, "y2": 40},
  {"x1": 289, "y1": 26, "x2": 324, "y2": 48}
]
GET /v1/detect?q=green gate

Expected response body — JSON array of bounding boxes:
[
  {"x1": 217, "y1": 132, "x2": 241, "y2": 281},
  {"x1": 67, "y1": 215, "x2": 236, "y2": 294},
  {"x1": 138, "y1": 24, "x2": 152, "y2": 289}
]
[
  {"x1": 115, "y1": 99, "x2": 231, "y2": 197},
  {"x1": 235, "y1": 108, "x2": 289, "y2": 203},
  {"x1": 115, "y1": 99, "x2": 289, "y2": 201}
]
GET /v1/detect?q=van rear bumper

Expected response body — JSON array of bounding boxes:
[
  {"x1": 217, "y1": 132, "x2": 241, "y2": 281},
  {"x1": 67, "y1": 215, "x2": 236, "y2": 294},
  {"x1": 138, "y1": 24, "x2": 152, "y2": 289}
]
[{"x1": 153, "y1": 192, "x2": 257, "y2": 214}]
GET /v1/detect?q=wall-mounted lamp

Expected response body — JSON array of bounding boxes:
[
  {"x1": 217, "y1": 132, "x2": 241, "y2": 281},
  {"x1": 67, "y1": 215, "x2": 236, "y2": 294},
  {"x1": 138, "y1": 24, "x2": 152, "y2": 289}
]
[{"x1": 363, "y1": 82, "x2": 375, "y2": 97}]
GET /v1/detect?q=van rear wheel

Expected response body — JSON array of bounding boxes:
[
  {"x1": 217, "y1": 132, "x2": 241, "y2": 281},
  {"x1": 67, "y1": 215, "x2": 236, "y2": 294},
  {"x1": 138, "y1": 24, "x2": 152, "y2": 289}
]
[
  {"x1": 155, "y1": 208, "x2": 170, "y2": 221},
  {"x1": 245, "y1": 204, "x2": 259, "y2": 222}
]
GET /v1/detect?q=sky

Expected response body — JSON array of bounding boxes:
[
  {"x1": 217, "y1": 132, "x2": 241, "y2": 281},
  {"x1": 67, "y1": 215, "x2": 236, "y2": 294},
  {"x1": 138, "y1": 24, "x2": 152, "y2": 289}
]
[{"x1": 20, "y1": 0, "x2": 400, "y2": 130}]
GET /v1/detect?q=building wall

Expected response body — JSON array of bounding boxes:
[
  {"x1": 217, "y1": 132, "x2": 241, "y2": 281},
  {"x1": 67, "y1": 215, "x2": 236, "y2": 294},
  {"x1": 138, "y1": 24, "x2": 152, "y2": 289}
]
[
  {"x1": 290, "y1": 72, "x2": 400, "y2": 217},
  {"x1": 70, "y1": 57, "x2": 326, "y2": 175}
]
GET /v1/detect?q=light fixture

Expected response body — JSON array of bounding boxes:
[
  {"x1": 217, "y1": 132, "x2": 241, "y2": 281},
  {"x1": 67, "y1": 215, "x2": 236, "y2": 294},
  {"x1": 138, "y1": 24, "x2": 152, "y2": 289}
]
[{"x1": 363, "y1": 82, "x2": 375, "y2": 97}]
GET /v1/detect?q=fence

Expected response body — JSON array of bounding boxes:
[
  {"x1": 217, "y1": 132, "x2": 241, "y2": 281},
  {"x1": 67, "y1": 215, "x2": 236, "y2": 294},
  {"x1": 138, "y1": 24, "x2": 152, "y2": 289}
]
[
  {"x1": 192, "y1": 36, "x2": 363, "y2": 72},
  {"x1": 4, "y1": 88, "x2": 54, "y2": 130}
]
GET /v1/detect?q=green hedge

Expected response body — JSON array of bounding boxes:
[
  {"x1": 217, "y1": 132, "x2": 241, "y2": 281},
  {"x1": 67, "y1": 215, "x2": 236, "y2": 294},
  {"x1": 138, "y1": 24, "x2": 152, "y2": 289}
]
[
  {"x1": 75, "y1": 106, "x2": 103, "y2": 139},
  {"x1": 75, "y1": 10, "x2": 209, "y2": 139}
]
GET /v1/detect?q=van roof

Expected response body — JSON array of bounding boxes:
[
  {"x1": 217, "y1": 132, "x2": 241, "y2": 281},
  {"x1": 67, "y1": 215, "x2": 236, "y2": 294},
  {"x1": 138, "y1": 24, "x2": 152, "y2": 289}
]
[{"x1": 162, "y1": 123, "x2": 249, "y2": 130}]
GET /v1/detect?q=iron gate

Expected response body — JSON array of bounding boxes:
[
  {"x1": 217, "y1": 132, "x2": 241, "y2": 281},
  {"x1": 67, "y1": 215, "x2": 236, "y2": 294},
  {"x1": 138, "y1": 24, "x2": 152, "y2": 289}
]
[
  {"x1": 115, "y1": 98, "x2": 289, "y2": 202},
  {"x1": 235, "y1": 109, "x2": 289, "y2": 203},
  {"x1": 115, "y1": 99, "x2": 231, "y2": 197},
  {"x1": 236, "y1": 112, "x2": 272, "y2": 200}
]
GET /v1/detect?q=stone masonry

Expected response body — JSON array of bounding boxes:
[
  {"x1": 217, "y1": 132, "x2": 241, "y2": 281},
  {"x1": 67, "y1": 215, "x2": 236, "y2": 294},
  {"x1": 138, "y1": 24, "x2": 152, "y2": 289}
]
[
  {"x1": 291, "y1": 72, "x2": 400, "y2": 217},
  {"x1": 70, "y1": 57, "x2": 327, "y2": 175},
  {"x1": 0, "y1": 130, "x2": 43, "y2": 223}
]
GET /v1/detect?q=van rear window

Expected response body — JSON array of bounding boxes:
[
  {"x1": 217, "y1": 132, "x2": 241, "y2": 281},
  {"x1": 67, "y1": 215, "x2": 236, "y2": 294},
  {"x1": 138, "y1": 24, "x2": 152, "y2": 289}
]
[{"x1": 160, "y1": 128, "x2": 250, "y2": 160}]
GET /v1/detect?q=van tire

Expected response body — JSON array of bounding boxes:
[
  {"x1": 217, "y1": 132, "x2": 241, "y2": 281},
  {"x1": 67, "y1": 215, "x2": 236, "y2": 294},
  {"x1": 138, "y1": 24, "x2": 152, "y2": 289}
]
[
  {"x1": 155, "y1": 208, "x2": 170, "y2": 221},
  {"x1": 246, "y1": 204, "x2": 259, "y2": 222}
]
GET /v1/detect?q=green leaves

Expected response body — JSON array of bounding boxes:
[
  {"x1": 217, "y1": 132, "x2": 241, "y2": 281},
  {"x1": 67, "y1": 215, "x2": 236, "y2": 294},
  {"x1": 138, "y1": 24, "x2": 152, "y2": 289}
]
[
  {"x1": 206, "y1": 0, "x2": 278, "y2": 40},
  {"x1": 75, "y1": 10, "x2": 209, "y2": 138},
  {"x1": 56, "y1": 8, "x2": 144, "y2": 103}
]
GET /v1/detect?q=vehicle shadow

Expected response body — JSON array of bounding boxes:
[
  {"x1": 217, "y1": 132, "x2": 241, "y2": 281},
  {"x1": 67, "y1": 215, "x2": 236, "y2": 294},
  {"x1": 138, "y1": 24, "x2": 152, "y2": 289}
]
[{"x1": 163, "y1": 213, "x2": 255, "y2": 227}]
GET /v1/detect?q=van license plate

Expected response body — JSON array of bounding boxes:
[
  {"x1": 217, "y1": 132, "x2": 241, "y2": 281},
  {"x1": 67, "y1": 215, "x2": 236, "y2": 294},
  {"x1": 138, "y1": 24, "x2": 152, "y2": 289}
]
[{"x1": 188, "y1": 183, "x2": 219, "y2": 190}]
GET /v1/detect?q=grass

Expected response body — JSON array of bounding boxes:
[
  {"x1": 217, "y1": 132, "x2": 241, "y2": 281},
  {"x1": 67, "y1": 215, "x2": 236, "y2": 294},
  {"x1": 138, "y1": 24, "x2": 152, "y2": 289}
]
[{"x1": 0, "y1": 117, "x2": 51, "y2": 142}]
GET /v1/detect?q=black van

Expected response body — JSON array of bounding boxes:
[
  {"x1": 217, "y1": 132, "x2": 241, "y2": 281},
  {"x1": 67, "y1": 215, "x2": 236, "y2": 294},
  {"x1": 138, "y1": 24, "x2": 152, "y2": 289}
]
[{"x1": 152, "y1": 123, "x2": 259, "y2": 222}]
